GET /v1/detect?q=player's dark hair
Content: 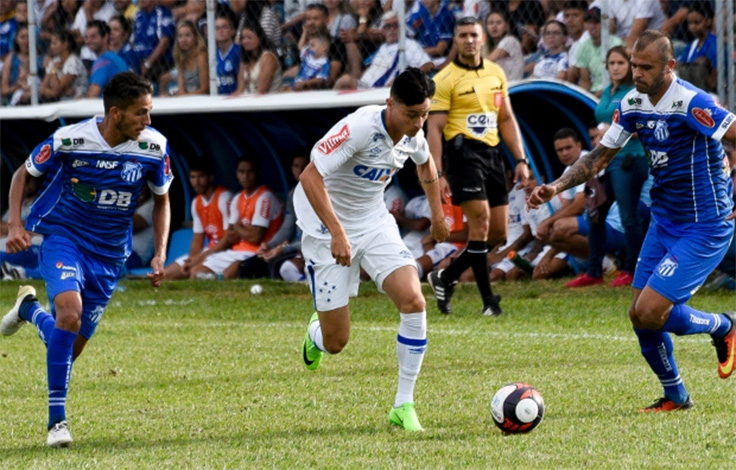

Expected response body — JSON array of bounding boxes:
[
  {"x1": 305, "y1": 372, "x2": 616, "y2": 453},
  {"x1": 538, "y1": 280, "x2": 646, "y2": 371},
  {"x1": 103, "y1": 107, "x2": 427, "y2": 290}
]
[
  {"x1": 455, "y1": 16, "x2": 481, "y2": 32},
  {"x1": 390, "y1": 67, "x2": 435, "y2": 106},
  {"x1": 237, "y1": 157, "x2": 261, "y2": 176},
  {"x1": 543, "y1": 19, "x2": 567, "y2": 37},
  {"x1": 110, "y1": 15, "x2": 132, "y2": 39},
  {"x1": 553, "y1": 128, "x2": 580, "y2": 143},
  {"x1": 88, "y1": 19, "x2": 110, "y2": 38},
  {"x1": 633, "y1": 30, "x2": 674, "y2": 62},
  {"x1": 53, "y1": 29, "x2": 77, "y2": 54},
  {"x1": 189, "y1": 158, "x2": 215, "y2": 176},
  {"x1": 305, "y1": 3, "x2": 328, "y2": 17},
  {"x1": 563, "y1": 0, "x2": 589, "y2": 14},
  {"x1": 103, "y1": 72, "x2": 154, "y2": 114},
  {"x1": 689, "y1": 1, "x2": 714, "y2": 19}
]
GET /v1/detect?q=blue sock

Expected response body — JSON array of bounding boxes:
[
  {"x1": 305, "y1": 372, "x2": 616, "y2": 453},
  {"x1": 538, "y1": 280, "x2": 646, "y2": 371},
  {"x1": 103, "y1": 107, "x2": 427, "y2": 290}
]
[
  {"x1": 47, "y1": 327, "x2": 77, "y2": 429},
  {"x1": 20, "y1": 300, "x2": 55, "y2": 346},
  {"x1": 663, "y1": 304, "x2": 731, "y2": 337},
  {"x1": 634, "y1": 327, "x2": 689, "y2": 404}
]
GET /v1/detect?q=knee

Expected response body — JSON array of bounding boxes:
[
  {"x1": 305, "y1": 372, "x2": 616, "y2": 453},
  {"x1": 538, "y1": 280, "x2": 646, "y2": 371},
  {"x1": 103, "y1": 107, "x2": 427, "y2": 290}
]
[
  {"x1": 323, "y1": 334, "x2": 348, "y2": 354},
  {"x1": 397, "y1": 294, "x2": 426, "y2": 314},
  {"x1": 630, "y1": 302, "x2": 666, "y2": 330},
  {"x1": 54, "y1": 303, "x2": 82, "y2": 331}
]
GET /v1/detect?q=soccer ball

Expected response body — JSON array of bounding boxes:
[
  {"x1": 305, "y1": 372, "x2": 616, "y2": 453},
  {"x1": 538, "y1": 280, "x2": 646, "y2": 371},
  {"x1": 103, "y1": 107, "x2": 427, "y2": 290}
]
[{"x1": 491, "y1": 382, "x2": 544, "y2": 434}]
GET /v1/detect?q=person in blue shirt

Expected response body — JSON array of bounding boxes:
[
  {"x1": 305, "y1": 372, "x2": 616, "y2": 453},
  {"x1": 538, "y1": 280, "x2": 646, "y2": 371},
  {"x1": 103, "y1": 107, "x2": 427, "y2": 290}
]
[
  {"x1": 0, "y1": 1, "x2": 18, "y2": 62},
  {"x1": 215, "y1": 13, "x2": 240, "y2": 95},
  {"x1": 132, "y1": 0, "x2": 176, "y2": 79},
  {"x1": 405, "y1": 0, "x2": 455, "y2": 67},
  {"x1": 677, "y1": 2, "x2": 717, "y2": 91},
  {"x1": 85, "y1": 20, "x2": 129, "y2": 98},
  {"x1": 1, "y1": 72, "x2": 172, "y2": 448},
  {"x1": 109, "y1": 15, "x2": 137, "y2": 72},
  {"x1": 529, "y1": 30, "x2": 736, "y2": 413}
]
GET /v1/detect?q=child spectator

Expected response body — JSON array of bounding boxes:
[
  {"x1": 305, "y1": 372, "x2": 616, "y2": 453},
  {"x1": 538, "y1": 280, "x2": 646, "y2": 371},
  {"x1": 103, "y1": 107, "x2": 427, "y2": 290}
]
[
  {"x1": 291, "y1": 33, "x2": 331, "y2": 90},
  {"x1": 39, "y1": 29, "x2": 88, "y2": 102},
  {"x1": 215, "y1": 13, "x2": 240, "y2": 95}
]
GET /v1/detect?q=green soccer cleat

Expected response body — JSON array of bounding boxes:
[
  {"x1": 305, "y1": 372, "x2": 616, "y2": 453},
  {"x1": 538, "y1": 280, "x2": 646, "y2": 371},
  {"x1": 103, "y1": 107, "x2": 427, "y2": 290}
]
[
  {"x1": 302, "y1": 312, "x2": 323, "y2": 370},
  {"x1": 389, "y1": 402, "x2": 425, "y2": 432}
]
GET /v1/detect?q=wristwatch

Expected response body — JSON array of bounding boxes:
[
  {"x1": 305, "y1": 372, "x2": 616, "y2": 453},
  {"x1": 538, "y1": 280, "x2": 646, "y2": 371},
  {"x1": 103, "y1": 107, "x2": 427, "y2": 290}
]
[{"x1": 515, "y1": 158, "x2": 530, "y2": 166}]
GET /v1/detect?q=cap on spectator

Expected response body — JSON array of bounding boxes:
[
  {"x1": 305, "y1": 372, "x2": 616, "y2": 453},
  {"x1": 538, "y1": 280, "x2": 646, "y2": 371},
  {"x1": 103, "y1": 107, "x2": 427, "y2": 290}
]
[
  {"x1": 380, "y1": 11, "x2": 398, "y2": 28},
  {"x1": 585, "y1": 7, "x2": 601, "y2": 22}
]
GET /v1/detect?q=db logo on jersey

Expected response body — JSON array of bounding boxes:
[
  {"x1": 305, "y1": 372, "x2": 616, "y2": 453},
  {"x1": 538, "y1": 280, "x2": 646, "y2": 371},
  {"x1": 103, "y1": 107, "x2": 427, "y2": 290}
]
[
  {"x1": 35, "y1": 144, "x2": 51, "y2": 164},
  {"x1": 692, "y1": 108, "x2": 715, "y2": 128},
  {"x1": 318, "y1": 124, "x2": 350, "y2": 155}
]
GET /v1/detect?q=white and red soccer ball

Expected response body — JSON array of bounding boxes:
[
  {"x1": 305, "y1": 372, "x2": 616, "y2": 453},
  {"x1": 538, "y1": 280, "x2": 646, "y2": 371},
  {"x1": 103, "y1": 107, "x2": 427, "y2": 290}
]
[{"x1": 491, "y1": 382, "x2": 545, "y2": 434}]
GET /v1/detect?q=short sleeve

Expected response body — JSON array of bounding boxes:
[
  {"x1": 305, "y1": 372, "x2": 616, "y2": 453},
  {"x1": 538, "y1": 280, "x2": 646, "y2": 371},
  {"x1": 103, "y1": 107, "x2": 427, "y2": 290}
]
[
  {"x1": 686, "y1": 91, "x2": 736, "y2": 141},
  {"x1": 25, "y1": 137, "x2": 57, "y2": 177},
  {"x1": 147, "y1": 143, "x2": 174, "y2": 195}
]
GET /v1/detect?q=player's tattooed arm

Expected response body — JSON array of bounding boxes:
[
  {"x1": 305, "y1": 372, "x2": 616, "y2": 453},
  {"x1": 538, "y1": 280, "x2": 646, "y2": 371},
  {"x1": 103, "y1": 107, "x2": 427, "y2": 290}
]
[{"x1": 551, "y1": 145, "x2": 619, "y2": 195}]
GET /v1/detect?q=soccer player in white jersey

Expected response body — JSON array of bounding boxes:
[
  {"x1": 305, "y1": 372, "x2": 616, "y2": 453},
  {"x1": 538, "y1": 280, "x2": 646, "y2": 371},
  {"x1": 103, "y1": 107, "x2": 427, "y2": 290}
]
[
  {"x1": 529, "y1": 30, "x2": 736, "y2": 412},
  {"x1": 295, "y1": 68, "x2": 450, "y2": 431},
  {"x1": 1, "y1": 72, "x2": 172, "y2": 446}
]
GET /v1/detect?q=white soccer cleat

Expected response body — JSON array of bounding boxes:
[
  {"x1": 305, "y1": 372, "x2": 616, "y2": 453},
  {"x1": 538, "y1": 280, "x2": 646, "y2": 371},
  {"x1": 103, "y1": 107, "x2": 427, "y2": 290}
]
[
  {"x1": 1, "y1": 285, "x2": 36, "y2": 336},
  {"x1": 47, "y1": 421, "x2": 73, "y2": 448}
]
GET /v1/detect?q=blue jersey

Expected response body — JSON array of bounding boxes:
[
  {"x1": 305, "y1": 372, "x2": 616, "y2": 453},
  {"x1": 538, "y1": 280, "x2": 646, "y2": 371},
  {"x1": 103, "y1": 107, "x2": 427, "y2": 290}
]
[
  {"x1": 405, "y1": 1, "x2": 454, "y2": 49},
  {"x1": 24, "y1": 118, "x2": 174, "y2": 264},
  {"x1": 216, "y1": 42, "x2": 240, "y2": 94},
  {"x1": 89, "y1": 51, "x2": 130, "y2": 96},
  {"x1": 601, "y1": 78, "x2": 735, "y2": 224},
  {"x1": 0, "y1": 15, "x2": 17, "y2": 56},
  {"x1": 132, "y1": 6, "x2": 175, "y2": 72}
]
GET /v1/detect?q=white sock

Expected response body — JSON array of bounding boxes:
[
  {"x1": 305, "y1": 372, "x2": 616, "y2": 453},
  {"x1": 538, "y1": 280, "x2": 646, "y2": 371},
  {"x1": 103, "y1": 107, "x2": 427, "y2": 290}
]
[
  {"x1": 308, "y1": 317, "x2": 326, "y2": 352},
  {"x1": 280, "y1": 260, "x2": 303, "y2": 281},
  {"x1": 415, "y1": 261, "x2": 425, "y2": 280},
  {"x1": 395, "y1": 311, "x2": 427, "y2": 408}
]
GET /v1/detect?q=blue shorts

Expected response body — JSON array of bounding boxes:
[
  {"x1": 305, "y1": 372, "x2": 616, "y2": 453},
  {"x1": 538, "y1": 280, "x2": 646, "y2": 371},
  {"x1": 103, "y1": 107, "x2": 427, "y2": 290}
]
[
  {"x1": 633, "y1": 216, "x2": 734, "y2": 304},
  {"x1": 39, "y1": 234, "x2": 123, "y2": 339},
  {"x1": 576, "y1": 216, "x2": 626, "y2": 253}
]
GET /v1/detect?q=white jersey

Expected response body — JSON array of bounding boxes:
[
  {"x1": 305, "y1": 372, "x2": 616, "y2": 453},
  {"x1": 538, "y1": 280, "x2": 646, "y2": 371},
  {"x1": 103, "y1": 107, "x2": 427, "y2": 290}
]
[
  {"x1": 499, "y1": 185, "x2": 526, "y2": 250},
  {"x1": 402, "y1": 195, "x2": 432, "y2": 258},
  {"x1": 295, "y1": 105, "x2": 431, "y2": 239},
  {"x1": 384, "y1": 184, "x2": 408, "y2": 213},
  {"x1": 521, "y1": 193, "x2": 564, "y2": 237}
]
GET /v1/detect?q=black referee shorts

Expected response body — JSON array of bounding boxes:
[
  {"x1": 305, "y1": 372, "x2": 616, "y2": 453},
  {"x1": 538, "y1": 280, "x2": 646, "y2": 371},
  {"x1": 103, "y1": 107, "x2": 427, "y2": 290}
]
[{"x1": 444, "y1": 136, "x2": 509, "y2": 207}]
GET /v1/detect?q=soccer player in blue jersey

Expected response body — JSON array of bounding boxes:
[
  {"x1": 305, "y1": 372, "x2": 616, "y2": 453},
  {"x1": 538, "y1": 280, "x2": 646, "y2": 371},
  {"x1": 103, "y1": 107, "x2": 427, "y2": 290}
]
[
  {"x1": 529, "y1": 30, "x2": 736, "y2": 412},
  {"x1": 1, "y1": 72, "x2": 172, "y2": 446}
]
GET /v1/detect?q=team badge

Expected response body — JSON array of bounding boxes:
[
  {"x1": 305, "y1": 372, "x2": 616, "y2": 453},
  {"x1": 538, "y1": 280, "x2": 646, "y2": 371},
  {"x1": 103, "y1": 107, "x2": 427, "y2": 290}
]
[
  {"x1": 654, "y1": 120, "x2": 669, "y2": 141},
  {"x1": 121, "y1": 161, "x2": 143, "y2": 183},
  {"x1": 35, "y1": 144, "x2": 52, "y2": 164},
  {"x1": 657, "y1": 257, "x2": 678, "y2": 278},
  {"x1": 318, "y1": 124, "x2": 350, "y2": 155},
  {"x1": 692, "y1": 108, "x2": 715, "y2": 128}
]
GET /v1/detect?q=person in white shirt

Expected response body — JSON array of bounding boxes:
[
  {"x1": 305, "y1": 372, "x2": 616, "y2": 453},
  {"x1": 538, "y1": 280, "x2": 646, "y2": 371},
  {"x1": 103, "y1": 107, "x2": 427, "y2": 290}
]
[{"x1": 296, "y1": 68, "x2": 449, "y2": 432}]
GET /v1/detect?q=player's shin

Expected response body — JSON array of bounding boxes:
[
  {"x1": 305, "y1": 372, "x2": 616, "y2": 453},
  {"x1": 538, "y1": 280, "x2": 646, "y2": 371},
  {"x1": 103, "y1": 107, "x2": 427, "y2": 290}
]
[
  {"x1": 20, "y1": 301, "x2": 55, "y2": 346},
  {"x1": 634, "y1": 327, "x2": 689, "y2": 404},
  {"x1": 47, "y1": 327, "x2": 78, "y2": 428},
  {"x1": 395, "y1": 311, "x2": 427, "y2": 407},
  {"x1": 663, "y1": 304, "x2": 731, "y2": 337}
]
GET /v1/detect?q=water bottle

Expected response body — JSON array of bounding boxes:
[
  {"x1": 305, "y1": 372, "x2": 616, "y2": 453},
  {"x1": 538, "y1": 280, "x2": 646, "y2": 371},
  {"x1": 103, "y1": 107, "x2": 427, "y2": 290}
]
[{"x1": 508, "y1": 251, "x2": 534, "y2": 274}]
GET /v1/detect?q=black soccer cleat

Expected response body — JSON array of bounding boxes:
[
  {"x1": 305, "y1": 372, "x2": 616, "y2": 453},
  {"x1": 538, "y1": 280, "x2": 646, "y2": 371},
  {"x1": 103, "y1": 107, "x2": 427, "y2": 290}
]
[
  {"x1": 481, "y1": 295, "x2": 503, "y2": 317},
  {"x1": 639, "y1": 396, "x2": 694, "y2": 413},
  {"x1": 427, "y1": 269, "x2": 456, "y2": 315}
]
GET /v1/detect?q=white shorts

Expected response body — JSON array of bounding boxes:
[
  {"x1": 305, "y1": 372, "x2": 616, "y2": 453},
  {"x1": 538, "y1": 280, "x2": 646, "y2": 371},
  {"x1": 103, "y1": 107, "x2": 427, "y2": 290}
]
[
  {"x1": 425, "y1": 242, "x2": 459, "y2": 267},
  {"x1": 173, "y1": 247, "x2": 208, "y2": 266},
  {"x1": 202, "y1": 250, "x2": 255, "y2": 275},
  {"x1": 303, "y1": 225, "x2": 415, "y2": 311}
]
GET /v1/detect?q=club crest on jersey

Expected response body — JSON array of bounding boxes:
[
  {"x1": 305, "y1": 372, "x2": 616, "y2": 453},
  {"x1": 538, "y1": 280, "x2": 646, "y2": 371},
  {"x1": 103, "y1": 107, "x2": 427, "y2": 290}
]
[
  {"x1": 466, "y1": 112, "x2": 497, "y2": 138},
  {"x1": 692, "y1": 108, "x2": 715, "y2": 128},
  {"x1": 657, "y1": 257, "x2": 678, "y2": 278},
  {"x1": 121, "y1": 161, "x2": 143, "y2": 183},
  {"x1": 318, "y1": 124, "x2": 350, "y2": 155},
  {"x1": 654, "y1": 120, "x2": 669, "y2": 141},
  {"x1": 35, "y1": 144, "x2": 51, "y2": 164}
]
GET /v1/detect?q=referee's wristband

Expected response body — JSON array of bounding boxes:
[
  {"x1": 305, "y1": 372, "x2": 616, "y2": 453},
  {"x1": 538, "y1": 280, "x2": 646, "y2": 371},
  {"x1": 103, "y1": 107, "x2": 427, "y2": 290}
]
[
  {"x1": 515, "y1": 158, "x2": 530, "y2": 166},
  {"x1": 437, "y1": 170, "x2": 445, "y2": 177}
]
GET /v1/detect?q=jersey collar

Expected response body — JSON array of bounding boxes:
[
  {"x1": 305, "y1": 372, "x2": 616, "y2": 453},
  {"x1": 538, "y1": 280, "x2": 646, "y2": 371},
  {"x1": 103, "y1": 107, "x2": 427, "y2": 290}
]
[{"x1": 453, "y1": 57, "x2": 485, "y2": 71}]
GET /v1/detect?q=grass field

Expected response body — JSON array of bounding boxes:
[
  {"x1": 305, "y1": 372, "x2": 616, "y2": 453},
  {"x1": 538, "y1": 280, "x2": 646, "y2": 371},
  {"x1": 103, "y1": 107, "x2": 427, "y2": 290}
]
[{"x1": 0, "y1": 279, "x2": 734, "y2": 469}]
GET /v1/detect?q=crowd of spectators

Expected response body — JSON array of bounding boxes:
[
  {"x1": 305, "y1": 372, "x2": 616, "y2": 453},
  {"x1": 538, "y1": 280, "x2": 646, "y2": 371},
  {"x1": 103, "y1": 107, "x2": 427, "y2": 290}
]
[{"x1": 0, "y1": 0, "x2": 728, "y2": 105}]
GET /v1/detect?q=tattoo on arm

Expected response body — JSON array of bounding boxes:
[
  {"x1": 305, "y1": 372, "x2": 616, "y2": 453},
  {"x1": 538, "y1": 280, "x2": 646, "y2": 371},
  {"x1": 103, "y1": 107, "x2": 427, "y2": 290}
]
[{"x1": 553, "y1": 146, "x2": 613, "y2": 193}]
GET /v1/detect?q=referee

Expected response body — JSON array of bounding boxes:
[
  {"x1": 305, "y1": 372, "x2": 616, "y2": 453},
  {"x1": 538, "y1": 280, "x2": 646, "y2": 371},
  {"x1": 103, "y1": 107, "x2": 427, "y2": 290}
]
[{"x1": 427, "y1": 16, "x2": 530, "y2": 317}]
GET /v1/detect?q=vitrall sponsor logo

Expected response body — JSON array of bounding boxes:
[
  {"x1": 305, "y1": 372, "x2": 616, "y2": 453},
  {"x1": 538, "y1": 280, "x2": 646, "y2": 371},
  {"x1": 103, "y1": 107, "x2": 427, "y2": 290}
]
[
  {"x1": 657, "y1": 257, "x2": 678, "y2": 277},
  {"x1": 317, "y1": 124, "x2": 350, "y2": 155}
]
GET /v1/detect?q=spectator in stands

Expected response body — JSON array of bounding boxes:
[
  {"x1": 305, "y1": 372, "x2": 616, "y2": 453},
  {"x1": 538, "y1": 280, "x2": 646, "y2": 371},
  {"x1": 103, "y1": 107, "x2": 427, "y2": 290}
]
[
  {"x1": 596, "y1": 0, "x2": 636, "y2": 40},
  {"x1": 334, "y1": 10, "x2": 432, "y2": 89},
  {"x1": 0, "y1": 0, "x2": 18, "y2": 69},
  {"x1": 161, "y1": 0, "x2": 206, "y2": 24},
  {"x1": 488, "y1": 178, "x2": 527, "y2": 282},
  {"x1": 678, "y1": 2, "x2": 717, "y2": 92},
  {"x1": 112, "y1": 0, "x2": 137, "y2": 21},
  {"x1": 491, "y1": 0, "x2": 546, "y2": 40},
  {"x1": 416, "y1": 202, "x2": 467, "y2": 281},
  {"x1": 624, "y1": 0, "x2": 666, "y2": 49},
  {"x1": 2, "y1": 23, "x2": 42, "y2": 106},
  {"x1": 287, "y1": 32, "x2": 331, "y2": 90},
  {"x1": 85, "y1": 20, "x2": 128, "y2": 98},
  {"x1": 41, "y1": 0, "x2": 80, "y2": 48},
  {"x1": 238, "y1": 154, "x2": 309, "y2": 281},
  {"x1": 132, "y1": 0, "x2": 175, "y2": 80},
  {"x1": 282, "y1": 0, "x2": 314, "y2": 46},
  {"x1": 531, "y1": 19, "x2": 568, "y2": 80},
  {"x1": 1, "y1": 175, "x2": 41, "y2": 281},
  {"x1": 108, "y1": 15, "x2": 136, "y2": 70},
  {"x1": 39, "y1": 29, "x2": 88, "y2": 102},
  {"x1": 571, "y1": 7, "x2": 622, "y2": 97},
  {"x1": 661, "y1": 0, "x2": 695, "y2": 58},
  {"x1": 562, "y1": 0, "x2": 589, "y2": 85},
  {"x1": 190, "y1": 158, "x2": 283, "y2": 281},
  {"x1": 237, "y1": 0, "x2": 282, "y2": 51},
  {"x1": 406, "y1": 0, "x2": 454, "y2": 68},
  {"x1": 567, "y1": 45, "x2": 649, "y2": 288},
  {"x1": 215, "y1": 13, "x2": 240, "y2": 95},
  {"x1": 353, "y1": 0, "x2": 384, "y2": 61},
  {"x1": 71, "y1": 0, "x2": 117, "y2": 67},
  {"x1": 234, "y1": 20, "x2": 282, "y2": 94},
  {"x1": 164, "y1": 160, "x2": 233, "y2": 281},
  {"x1": 160, "y1": 20, "x2": 209, "y2": 96},
  {"x1": 484, "y1": 8, "x2": 523, "y2": 81}
]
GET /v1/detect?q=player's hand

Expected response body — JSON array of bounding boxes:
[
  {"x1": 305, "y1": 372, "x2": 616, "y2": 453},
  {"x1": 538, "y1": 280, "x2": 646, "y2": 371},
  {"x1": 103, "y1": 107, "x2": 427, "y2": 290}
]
[
  {"x1": 5, "y1": 225, "x2": 32, "y2": 254},
  {"x1": 536, "y1": 219, "x2": 551, "y2": 241},
  {"x1": 430, "y1": 216, "x2": 451, "y2": 243},
  {"x1": 514, "y1": 161, "x2": 530, "y2": 184},
  {"x1": 527, "y1": 184, "x2": 557, "y2": 210},
  {"x1": 331, "y1": 233, "x2": 352, "y2": 267},
  {"x1": 439, "y1": 177, "x2": 451, "y2": 202},
  {"x1": 147, "y1": 255, "x2": 165, "y2": 287},
  {"x1": 726, "y1": 210, "x2": 736, "y2": 221}
]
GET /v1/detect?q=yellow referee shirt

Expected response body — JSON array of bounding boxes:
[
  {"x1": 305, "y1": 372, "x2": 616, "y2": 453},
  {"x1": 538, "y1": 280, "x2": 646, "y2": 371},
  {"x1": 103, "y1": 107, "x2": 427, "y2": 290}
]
[{"x1": 430, "y1": 58, "x2": 509, "y2": 147}]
